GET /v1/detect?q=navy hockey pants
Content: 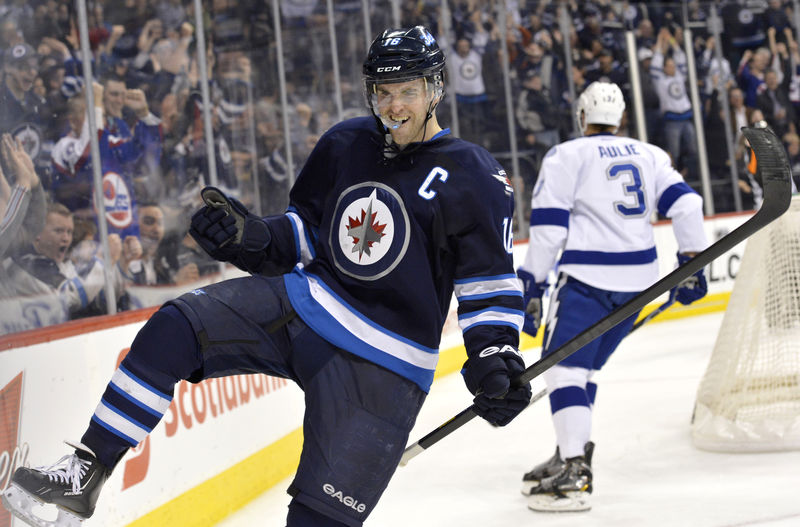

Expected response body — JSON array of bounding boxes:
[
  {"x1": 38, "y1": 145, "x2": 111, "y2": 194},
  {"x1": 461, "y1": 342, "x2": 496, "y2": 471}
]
[{"x1": 87, "y1": 274, "x2": 426, "y2": 527}]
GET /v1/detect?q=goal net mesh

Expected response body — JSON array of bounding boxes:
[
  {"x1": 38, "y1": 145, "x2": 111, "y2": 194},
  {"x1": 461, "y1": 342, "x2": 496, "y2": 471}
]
[{"x1": 692, "y1": 196, "x2": 800, "y2": 452}]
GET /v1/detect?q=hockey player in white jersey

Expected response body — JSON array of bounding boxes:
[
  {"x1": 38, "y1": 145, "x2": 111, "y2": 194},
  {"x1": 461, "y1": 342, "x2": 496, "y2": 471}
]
[{"x1": 516, "y1": 81, "x2": 709, "y2": 512}]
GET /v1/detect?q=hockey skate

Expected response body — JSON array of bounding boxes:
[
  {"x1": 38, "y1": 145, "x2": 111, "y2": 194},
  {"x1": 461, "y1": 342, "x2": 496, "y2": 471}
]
[
  {"x1": 1, "y1": 442, "x2": 110, "y2": 527},
  {"x1": 521, "y1": 446, "x2": 563, "y2": 495},
  {"x1": 527, "y1": 444, "x2": 594, "y2": 513},
  {"x1": 521, "y1": 441, "x2": 593, "y2": 496}
]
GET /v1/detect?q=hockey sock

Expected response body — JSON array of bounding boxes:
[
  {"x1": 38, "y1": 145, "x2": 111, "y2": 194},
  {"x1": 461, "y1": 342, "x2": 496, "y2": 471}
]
[
  {"x1": 549, "y1": 385, "x2": 592, "y2": 459},
  {"x1": 587, "y1": 381, "x2": 597, "y2": 406},
  {"x1": 81, "y1": 305, "x2": 201, "y2": 468},
  {"x1": 286, "y1": 499, "x2": 350, "y2": 527}
]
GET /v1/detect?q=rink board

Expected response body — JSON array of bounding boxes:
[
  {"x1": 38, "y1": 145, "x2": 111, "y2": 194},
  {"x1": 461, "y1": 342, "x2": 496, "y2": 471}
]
[{"x1": 0, "y1": 211, "x2": 751, "y2": 527}]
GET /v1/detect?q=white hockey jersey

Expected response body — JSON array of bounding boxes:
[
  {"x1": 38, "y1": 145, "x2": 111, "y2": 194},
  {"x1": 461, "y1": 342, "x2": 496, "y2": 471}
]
[{"x1": 520, "y1": 133, "x2": 707, "y2": 292}]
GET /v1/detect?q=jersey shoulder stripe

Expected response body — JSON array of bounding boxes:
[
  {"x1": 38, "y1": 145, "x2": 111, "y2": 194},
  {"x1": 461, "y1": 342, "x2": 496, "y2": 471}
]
[{"x1": 657, "y1": 181, "x2": 697, "y2": 216}]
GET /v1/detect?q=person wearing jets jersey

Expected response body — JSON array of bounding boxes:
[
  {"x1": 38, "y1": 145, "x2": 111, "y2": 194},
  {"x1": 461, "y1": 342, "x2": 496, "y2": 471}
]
[
  {"x1": 2, "y1": 26, "x2": 531, "y2": 527},
  {"x1": 516, "y1": 81, "x2": 709, "y2": 513}
]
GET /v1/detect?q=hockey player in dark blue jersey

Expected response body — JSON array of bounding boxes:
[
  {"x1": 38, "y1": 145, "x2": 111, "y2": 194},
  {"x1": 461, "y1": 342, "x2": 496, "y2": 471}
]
[{"x1": 1, "y1": 26, "x2": 531, "y2": 527}]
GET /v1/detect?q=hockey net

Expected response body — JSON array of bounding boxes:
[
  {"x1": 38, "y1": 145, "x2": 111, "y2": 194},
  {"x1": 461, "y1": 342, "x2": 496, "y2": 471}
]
[{"x1": 692, "y1": 195, "x2": 800, "y2": 452}]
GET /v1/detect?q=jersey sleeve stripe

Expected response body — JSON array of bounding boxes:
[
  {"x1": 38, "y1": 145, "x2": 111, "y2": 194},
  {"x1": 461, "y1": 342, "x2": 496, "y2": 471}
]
[
  {"x1": 458, "y1": 307, "x2": 524, "y2": 333},
  {"x1": 0, "y1": 186, "x2": 27, "y2": 234},
  {"x1": 657, "y1": 181, "x2": 697, "y2": 217},
  {"x1": 286, "y1": 211, "x2": 314, "y2": 265},
  {"x1": 454, "y1": 274, "x2": 522, "y2": 299},
  {"x1": 458, "y1": 291, "x2": 522, "y2": 302},
  {"x1": 63, "y1": 277, "x2": 88, "y2": 308},
  {"x1": 560, "y1": 247, "x2": 657, "y2": 265},
  {"x1": 530, "y1": 207, "x2": 570, "y2": 228}
]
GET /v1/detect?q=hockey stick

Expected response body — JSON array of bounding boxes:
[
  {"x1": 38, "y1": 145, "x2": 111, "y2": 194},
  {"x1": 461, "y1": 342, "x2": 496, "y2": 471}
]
[
  {"x1": 399, "y1": 126, "x2": 792, "y2": 466},
  {"x1": 486, "y1": 387, "x2": 549, "y2": 430},
  {"x1": 482, "y1": 284, "x2": 674, "y2": 434},
  {"x1": 630, "y1": 289, "x2": 677, "y2": 333}
]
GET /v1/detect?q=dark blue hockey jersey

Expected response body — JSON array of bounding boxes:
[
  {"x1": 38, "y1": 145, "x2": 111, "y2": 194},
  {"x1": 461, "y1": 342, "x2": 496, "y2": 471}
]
[{"x1": 269, "y1": 117, "x2": 523, "y2": 392}]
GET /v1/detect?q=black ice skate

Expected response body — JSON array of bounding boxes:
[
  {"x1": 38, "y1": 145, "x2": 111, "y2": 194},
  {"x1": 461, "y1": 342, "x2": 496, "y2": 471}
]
[
  {"x1": 521, "y1": 441, "x2": 593, "y2": 496},
  {"x1": 527, "y1": 444, "x2": 594, "y2": 513},
  {"x1": 521, "y1": 446, "x2": 563, "y2": 495},
  {"x1": 1, "y1": 442, "x2": 110, "y2": 527}
]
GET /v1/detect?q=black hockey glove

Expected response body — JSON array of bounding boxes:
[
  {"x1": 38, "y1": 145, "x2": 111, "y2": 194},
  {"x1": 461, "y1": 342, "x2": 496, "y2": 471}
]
[
  {"x1": 672, "y1": 252, "x2": 708, "y2": 305},
  {"x1": 462, "y1": 345, "x2": 532, "y2": 426},
  {"x1": 518, "y1": 269, "x2": 546, "y2": 337},
  {"x1": 189, "y1": 186, "x2": 271, "y2": 273}
]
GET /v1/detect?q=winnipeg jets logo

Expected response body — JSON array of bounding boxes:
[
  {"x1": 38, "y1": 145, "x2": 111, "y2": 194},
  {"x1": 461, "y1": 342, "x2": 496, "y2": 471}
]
[
  {"x1": 12, "y1": 123, "x2": 42, "y2": 160},
  {"x1": 346, "y1": 191, "x2": 388, "y2": 260},
  {"x1": 340, "y1": 189, "x2": 393, "y2": 265},
  {"x1": 331, "y1": 183, "x2": 410, "y2": 281},
  {"x1": 459, "y1": 61, "x2": 478, "y2": 80},
  {"x1": 668, "y1": 80, "x2": 683, "y2": 99}
]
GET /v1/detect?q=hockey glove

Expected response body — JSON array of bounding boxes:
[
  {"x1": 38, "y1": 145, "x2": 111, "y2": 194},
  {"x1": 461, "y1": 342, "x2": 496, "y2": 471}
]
[
  {"x1": 518, "y1": 269, "x2": 546, "y2": 337},
  {"x1": 189, "y1": 186, "x2": 271, "y2": 273},
  {"x1": 462, "y1": 344, "x2": 532, "y2": 426},
  {"x1": 672, "y1": 252, "x2": 708, "y2": 305}
]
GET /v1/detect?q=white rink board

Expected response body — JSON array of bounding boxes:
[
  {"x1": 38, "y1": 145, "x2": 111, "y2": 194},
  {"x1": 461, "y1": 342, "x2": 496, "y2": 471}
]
[
  {"x1": 0, "y1": 210, "x2": 753, "y2": 526},
  {"x1": 0, "y1": 320, "x2": 305, "y2": 527}
]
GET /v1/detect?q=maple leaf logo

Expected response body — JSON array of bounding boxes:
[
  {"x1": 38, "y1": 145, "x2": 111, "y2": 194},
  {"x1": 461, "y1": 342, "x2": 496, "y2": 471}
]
[{"x1": 346, "y1": 197, "x2": 387, "y2": 260}]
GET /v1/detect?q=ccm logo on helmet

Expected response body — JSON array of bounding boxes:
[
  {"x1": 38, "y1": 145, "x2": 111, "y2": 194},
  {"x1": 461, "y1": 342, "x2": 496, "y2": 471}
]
[
  {"x1": 323, "y1": 483, "x2": 367, "y2": 513},
  {"x1": 376, "y1": 66, "x2": 402, "y2": 72}
]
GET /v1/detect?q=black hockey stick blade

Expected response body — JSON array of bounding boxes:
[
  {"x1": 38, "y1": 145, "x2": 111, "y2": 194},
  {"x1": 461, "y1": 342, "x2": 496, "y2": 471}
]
[{"x1": 400, "y1": 126, "x2": 792, "y2": 466}]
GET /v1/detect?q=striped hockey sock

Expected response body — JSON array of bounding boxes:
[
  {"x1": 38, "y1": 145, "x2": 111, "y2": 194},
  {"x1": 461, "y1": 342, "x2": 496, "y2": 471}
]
[{"x1": 82, "y1": 362, "x2": 174, "y2": 468}]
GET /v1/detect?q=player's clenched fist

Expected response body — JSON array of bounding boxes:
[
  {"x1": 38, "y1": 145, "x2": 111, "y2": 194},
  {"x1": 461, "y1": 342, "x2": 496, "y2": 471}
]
[
  {"x1": 189, "y1": 186, "x2": 271, "y2": 273},
  {"x1": 462, "y1": 344, "x2": 532, "y2": 426}
]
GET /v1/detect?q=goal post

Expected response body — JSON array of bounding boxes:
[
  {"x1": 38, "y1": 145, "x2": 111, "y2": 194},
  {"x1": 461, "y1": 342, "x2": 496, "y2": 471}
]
[{"x1": 692, "y1": 195, "x2": 800, "y2": 452}]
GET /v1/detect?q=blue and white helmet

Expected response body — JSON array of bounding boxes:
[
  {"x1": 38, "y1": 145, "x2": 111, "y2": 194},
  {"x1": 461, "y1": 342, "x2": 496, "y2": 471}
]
[{"x1": 576, "y1": 81, "x2": 625, "y2": 134}]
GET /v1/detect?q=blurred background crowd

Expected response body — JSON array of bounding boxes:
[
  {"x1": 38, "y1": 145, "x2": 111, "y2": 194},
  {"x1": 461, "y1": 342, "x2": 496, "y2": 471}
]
[{"x1": 1, "y1": 0, "x2": 799, "y2": 334}]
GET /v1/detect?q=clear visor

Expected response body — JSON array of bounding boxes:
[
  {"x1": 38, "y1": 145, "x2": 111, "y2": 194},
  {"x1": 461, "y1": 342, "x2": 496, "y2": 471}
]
[{"x1": 367, "y1": 78, "x2": 433, "y2": 113}]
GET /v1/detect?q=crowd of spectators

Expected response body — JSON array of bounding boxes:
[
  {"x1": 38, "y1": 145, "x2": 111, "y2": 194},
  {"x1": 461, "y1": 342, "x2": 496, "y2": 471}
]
[
  {"x1": 1, "y1": 0, "x2": 799, "y2": 334},
  {"x1": 428, "y1": 0, "x2": 800, "y2": 213}
]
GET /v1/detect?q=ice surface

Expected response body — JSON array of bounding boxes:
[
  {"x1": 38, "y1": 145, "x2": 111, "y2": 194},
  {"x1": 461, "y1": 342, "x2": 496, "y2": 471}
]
[{"x1": 218, "y1": 313, "x2": 800, "y2": 527}]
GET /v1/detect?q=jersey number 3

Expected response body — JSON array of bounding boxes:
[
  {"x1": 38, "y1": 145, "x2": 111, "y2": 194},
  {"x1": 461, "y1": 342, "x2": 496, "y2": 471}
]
[{"x1": 607, "y1": 162, "x2": 647, "y2": 217}]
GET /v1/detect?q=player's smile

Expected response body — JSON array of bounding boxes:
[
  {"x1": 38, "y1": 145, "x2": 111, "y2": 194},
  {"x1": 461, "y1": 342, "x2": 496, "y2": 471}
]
[{"x1": 373, "y1": 78, "x2": 436, "y2": 146}]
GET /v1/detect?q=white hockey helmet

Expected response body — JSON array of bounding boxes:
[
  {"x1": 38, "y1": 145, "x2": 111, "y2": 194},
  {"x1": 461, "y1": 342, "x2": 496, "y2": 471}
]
[{"x1": 575, "y1": 81, "x2": 625, "y2": 134}]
